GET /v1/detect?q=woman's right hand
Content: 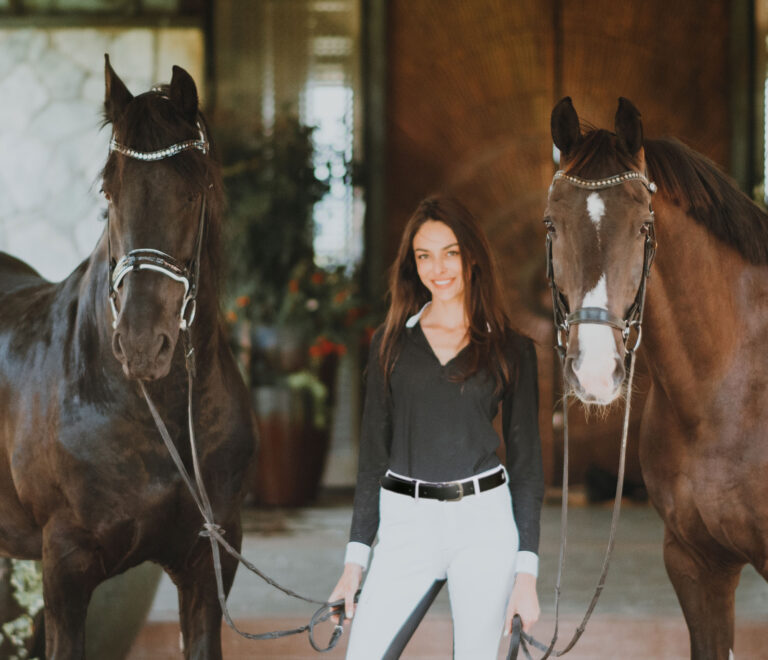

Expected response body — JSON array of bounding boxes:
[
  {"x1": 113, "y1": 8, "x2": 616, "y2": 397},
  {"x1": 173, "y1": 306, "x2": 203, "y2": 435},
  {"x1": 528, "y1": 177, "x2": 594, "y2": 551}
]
[{"x1": 329, "y1": 562, "x2": 363, "y2": 623}]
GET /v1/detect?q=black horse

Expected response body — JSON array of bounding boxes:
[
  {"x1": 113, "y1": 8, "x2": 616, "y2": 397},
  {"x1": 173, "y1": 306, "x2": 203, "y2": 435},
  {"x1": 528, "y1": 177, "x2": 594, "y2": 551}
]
[{"x1": 0, "y1": 57, "x2": 255, "y2": 659}]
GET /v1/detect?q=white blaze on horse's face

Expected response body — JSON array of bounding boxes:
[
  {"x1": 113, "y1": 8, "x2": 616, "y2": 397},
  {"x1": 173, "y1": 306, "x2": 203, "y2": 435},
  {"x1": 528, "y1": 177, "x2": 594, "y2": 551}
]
[
  {"x1": 548, "y1": 97, "x2": 657, "y2": 407},
  {"x1": 546, "y1": 181, "x2": 647, "y2": 405},
  {"x1": 587, "y1": 192, "x2": 605, "y2": 230},
  {"x1": 573, "y1": 274, "x2": 623, "y2": 403},
  {"x1": 571, "y1": 193, "x2": 624, "y2": 403}
]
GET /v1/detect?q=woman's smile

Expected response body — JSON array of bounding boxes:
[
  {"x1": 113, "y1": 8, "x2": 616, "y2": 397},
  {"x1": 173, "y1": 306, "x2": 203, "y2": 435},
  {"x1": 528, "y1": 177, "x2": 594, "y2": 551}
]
[{"x1": 413, "y1": 220, "x2": 465, "y2": 303}]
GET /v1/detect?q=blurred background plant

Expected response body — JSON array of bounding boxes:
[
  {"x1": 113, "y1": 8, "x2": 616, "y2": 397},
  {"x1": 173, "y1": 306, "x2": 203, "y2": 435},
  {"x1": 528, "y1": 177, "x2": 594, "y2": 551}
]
[
  {"x1": 221, "y1": 114, "x2": 330, "y2": 331},
  {"x1": 277, "y1": 259, "x2": 372, "y2": 364},
  {"x1": 0, "y1": 559, "x2": 42, "y2": 660},
  {"x1": 218, "y1": 113, "x2": 374, "y2": 505},
  {"x1": 219, "y1": 112, "x2": 373, "y2": 388}
]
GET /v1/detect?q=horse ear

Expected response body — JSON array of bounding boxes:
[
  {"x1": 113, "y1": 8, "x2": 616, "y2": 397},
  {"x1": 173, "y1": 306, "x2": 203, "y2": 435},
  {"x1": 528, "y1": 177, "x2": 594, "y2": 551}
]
[
  {"x1": 169, "y1": 65, "x2": 199, "y2": 124},
  {"x1": 551, "y1": 96, "x2": 581, "y2": 158},
  {"x1": 104, "y1": 54, "x2": 133, "y2": 124},
  {"x1": 614, "y1": 97, "x2": 643, "y2": 155}
]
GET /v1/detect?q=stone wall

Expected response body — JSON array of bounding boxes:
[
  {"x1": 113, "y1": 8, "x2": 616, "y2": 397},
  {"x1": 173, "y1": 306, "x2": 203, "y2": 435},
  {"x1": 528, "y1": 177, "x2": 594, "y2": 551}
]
[{"x1": 0, "y1": 27, "x2": 203, "y2": 281}]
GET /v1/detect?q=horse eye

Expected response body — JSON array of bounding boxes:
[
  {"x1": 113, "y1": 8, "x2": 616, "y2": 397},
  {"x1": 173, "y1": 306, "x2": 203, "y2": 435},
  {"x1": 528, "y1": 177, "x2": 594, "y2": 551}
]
[
  {"x1": 543, "y1": 218, "x2": 556, "y2": 234},
  {"x1": 101, "y1": 189, "x2": 112, "y2": 202},
  {"x1": 640, "y1": 222, "x2": 651, "y2": 235}
]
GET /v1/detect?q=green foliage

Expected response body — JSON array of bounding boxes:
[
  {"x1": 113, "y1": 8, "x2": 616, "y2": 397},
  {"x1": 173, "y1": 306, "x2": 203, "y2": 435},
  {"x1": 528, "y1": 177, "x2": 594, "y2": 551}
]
[
  {"x1": 220, "y1": 115, "x2": 330, "y2": 324},
  {"x1": 0, "y1": 560, "x2": 42, "y2": 660},
  {"x1": 277, "y1": 259, "x2": 373, "y2": 360},
  {"x1": 218, "y1": 113, "x2": 375, "y2": 394}
]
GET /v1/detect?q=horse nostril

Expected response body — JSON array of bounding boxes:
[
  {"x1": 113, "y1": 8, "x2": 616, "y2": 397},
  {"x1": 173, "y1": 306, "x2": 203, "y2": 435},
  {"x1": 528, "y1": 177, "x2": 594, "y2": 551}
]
[
  {"x1": 563, "y1": 355, "x2": 579, "y2": 384},
  {"x1": 155, "y1": 333, "x2": 173, "y2": 362},
  {"x1": 612, "y1": 357, "x2": 626, "y2": 388},
  {"x1": 112, "y1": 332, "x2": 125, "y2": 361}
]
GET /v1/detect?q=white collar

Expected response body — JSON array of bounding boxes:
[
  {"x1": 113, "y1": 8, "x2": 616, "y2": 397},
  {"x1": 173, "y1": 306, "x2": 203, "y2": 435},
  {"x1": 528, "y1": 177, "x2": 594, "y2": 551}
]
[
  {"x1": 405, "y1": 300, "x2": 492, "y2": 332},
  {"x1": 405, "y1": 301, "x2": 431, "y2": 328}
]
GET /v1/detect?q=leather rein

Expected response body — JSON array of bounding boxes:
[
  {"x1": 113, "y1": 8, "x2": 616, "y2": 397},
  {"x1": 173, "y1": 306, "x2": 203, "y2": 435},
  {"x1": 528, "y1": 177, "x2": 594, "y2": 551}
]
[
  {"x1": 507, "y1": 169, "x2": 657, "y2": 660},
  {"x1": 107, "y1": 107, "x2": 348, "y2": 652}
]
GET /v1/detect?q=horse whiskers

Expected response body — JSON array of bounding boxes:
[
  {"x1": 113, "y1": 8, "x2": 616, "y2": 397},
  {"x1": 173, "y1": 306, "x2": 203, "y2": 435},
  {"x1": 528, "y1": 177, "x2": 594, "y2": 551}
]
[
  {"x1": 563, "y1": 384, "x2": 630, "y2": 422},
  {"x1": 580, "y1": 398, "x2": 620, "y2": 421}
]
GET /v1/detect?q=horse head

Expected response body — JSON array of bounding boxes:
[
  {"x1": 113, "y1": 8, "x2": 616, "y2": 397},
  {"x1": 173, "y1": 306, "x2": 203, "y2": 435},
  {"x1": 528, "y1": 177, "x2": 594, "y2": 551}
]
[
  {"x1": 545, "y1": 97, "x2": 657, "y2": 404},
  {"x1": 102, "y1": 56, "x2": 217, "y2": 381}
]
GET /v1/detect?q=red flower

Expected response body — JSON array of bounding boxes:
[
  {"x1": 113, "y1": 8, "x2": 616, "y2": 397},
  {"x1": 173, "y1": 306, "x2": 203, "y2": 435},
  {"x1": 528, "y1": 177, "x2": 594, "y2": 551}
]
[
  {"x1": 235, "y1": 295, "x2": 250, "y2": 308},
  {"x1": 309, "y1": 343, "x2": 323, "y2": 358},
  {"x1": 225, "y1": 310, "x2": 237, "y2": 323},
  {"x1": 345, "y1": 307, "x2": 362, "y2": 326},
  {"x1": 334, "y1": 290, "x2": 349, "y2": 304},
  {"x1": 310, "y1": 271, "x2": 325, "y2": 285},
  {"x1": 288, "y1": 279, "x2": 299, "y2": 293},
  {"x1": 309, "y1": 336, "x2": 333, "y2": 358},
  {"x1": 309, "y1": 337, "x2": 348, "y2": 358}
]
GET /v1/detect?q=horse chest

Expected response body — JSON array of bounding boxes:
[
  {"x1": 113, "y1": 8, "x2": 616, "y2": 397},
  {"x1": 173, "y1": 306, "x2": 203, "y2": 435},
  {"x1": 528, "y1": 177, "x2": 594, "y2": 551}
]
[{"x1": 641, "y1": 422, "x2": 766, "y2": 559}]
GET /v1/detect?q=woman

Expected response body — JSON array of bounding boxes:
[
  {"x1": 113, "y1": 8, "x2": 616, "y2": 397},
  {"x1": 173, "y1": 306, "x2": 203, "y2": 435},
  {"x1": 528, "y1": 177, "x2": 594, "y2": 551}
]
[{"x1": 330, "y1": 195, "x2": 544, "y2": 658}]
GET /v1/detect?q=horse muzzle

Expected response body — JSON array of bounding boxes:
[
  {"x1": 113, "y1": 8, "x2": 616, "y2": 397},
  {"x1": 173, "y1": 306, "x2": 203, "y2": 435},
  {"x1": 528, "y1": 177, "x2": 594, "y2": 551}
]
[
  {"x1": 112, "y1": 326, "x2": 175, "y2": 381},
  {"x1": 563, "y1": 323, "x2": 626, "y2": 404}
]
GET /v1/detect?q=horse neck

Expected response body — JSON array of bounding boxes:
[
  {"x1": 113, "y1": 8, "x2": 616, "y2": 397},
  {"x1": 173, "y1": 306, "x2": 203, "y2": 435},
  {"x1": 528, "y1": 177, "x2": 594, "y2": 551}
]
[
  {"x1": 641, "y1": 197, "x2": 750, "y2": 407},
  {"x1": 73, "y1": 237, "x2": 121, "y2": 379}
]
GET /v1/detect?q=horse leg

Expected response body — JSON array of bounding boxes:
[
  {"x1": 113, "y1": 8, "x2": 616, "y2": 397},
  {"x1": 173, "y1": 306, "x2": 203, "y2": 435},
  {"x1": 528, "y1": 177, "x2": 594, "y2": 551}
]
[
  {"x1": 663, "y1": 527, "x2": 741, "y2": 660},
  {"x1": 41, "y1": 519, "x2": 103, "y2": 660},
  {"x1": 170, "y1": 522, "x2": 241, "y2": 660}
]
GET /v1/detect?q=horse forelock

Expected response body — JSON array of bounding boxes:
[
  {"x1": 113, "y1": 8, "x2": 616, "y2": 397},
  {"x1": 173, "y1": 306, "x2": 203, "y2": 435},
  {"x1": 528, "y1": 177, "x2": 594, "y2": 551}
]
[{"x1": 563, "y1": 129, "x2": 641, "y2": 179}]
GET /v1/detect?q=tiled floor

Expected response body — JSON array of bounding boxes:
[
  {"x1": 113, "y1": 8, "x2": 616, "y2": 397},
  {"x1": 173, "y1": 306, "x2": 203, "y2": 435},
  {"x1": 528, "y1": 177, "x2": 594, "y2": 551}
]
[
  {"x1": 127, "y1": 493, "x2": 768, "y2": 659},
  {"x1": 129, "y1": 617, "x2": 768, "y2": 659}
]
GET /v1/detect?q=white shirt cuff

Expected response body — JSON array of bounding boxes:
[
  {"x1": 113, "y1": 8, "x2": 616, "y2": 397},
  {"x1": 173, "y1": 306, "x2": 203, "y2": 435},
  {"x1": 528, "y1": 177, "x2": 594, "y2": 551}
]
[
  {"x1": 515, "y1": 551, "x2": 539, "y2": 577},
  {"x1": 344, "y1": 542, "x2": 371, "y2": 570}
]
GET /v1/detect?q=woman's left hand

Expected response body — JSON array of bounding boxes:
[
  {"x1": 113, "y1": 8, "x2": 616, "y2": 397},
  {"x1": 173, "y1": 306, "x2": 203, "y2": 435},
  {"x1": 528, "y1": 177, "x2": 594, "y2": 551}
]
[{"x1": 504, "y1": 572, "x2": 540, "y2": 635}]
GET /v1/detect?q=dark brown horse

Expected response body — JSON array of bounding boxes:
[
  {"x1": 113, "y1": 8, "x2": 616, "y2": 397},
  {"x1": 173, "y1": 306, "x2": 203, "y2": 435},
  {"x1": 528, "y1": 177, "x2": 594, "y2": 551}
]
[
  {"x1": 0, "y1": 57, "x2": 255, "y2": 658},
  {"x1": 545, "y1": 96, "x2": 768, "y2": 660}
]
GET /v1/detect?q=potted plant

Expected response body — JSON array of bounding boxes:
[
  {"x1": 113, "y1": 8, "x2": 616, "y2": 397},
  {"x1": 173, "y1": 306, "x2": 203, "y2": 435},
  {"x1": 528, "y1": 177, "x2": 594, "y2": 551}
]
[
  {"x1": 221, "y1": 114, "x2": 329, "y2": 345},
  {"x1": 220, "y1": 115, "x2": 374, "y2": 505}
]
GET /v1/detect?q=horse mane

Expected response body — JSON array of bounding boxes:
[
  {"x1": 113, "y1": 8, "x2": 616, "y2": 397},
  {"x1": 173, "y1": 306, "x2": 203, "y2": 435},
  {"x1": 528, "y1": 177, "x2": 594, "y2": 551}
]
[
  {"x1": 565, "y1": 128, "x2": 768, "y2": 265},
  {"x1": 643, "y1": 137, "x2": 768, "y2": 265},
  {"x1": 100, "y1": 89, "x2": 226, "y2": 290}
]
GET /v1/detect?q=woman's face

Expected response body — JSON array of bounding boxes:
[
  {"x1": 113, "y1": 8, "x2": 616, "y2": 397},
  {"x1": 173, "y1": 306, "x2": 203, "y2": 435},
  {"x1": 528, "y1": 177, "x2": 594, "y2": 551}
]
[{"x1": 412, "y1": 220, "x2": 465, "y2": 304}]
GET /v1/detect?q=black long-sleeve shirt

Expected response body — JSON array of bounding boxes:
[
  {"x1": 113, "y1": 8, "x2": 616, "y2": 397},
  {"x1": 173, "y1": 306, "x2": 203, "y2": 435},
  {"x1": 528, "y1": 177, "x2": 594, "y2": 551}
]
[{"x1": 349, "y1": 317, "x2": 544, "y2": 558}]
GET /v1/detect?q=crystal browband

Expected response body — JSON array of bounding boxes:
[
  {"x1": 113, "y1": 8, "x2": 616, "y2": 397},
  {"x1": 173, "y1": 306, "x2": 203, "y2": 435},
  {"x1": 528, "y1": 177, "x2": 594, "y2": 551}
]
[
  {"x1": 110, "y1": 122, "x2": 209, "y2": 161},
  {"x1": 553, "y1": 170, "x2": 657, "y2": 193}
]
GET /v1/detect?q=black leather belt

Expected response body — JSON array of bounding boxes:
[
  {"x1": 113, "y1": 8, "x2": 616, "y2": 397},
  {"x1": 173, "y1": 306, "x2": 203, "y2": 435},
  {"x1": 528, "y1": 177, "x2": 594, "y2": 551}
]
[{"x1": 380, "y1": 469, "x2": 506, "y2": 502}]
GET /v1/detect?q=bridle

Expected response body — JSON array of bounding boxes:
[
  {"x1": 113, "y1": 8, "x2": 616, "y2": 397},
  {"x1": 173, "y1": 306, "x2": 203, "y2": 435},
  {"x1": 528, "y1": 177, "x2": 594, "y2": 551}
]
[
  {"x1": 545, "y1": 170, "x2": 658, "y2": 360},
  {"x1": 107, "y1": 97, "x2": 347, "y2": 652},
  {"x1": 507, "y1": 169, "x2": 659, "y2": 660},
  {"x1": 107, "y1": 111, "x2": 209, "y2": 332}
]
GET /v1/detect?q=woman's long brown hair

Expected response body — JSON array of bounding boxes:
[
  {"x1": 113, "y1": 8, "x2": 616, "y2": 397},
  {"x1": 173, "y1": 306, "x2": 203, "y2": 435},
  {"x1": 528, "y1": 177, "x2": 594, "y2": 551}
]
[{"x1": 379, "y1": 195, "x2": 517, "y2": 390}]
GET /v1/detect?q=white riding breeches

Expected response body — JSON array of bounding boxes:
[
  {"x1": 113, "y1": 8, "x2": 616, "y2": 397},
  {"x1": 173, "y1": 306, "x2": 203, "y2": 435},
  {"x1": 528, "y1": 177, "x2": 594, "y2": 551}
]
[{"x1": 345, "y1": 473, "x2": 519, "y2": 659}]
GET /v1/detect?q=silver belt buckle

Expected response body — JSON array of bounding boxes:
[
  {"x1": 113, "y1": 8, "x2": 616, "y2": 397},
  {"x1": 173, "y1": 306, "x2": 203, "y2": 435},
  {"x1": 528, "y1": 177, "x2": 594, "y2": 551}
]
[{"x1": 445, "y1": 481, "x2": 463, "y2": 502}]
